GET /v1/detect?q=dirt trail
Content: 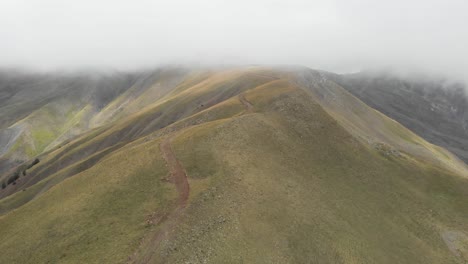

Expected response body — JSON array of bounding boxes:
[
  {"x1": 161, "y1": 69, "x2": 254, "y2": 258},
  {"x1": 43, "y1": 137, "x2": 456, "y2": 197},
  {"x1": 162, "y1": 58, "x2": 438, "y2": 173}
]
[
  {"x1": 239, "y1": 94, "x2": 254, "y2": 113},
  {"x1": 160, "y1": 136, "x2": 190, "y2": 207},
  {"x1": 131, "y1": 93, "x2": 254, "y2": 263},
  {"x1": 128, "y1": 134, "x2": 189, "y2": 264}
]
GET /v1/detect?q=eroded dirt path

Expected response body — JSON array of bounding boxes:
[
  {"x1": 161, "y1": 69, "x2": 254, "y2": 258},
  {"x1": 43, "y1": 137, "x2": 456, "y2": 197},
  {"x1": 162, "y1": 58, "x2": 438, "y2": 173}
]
[
  {"x1": 160, "y1": 136, "x2": 190, "y2": 207},
  {"x1": 129, "y1": 134, "x2": 190, "y2": 264},
  {"x1": 239, "y1": 94, "x2": 254, "y2": 113},
  {"x1": 131, "y1": 93, "x2": 254, "y2": 263}
]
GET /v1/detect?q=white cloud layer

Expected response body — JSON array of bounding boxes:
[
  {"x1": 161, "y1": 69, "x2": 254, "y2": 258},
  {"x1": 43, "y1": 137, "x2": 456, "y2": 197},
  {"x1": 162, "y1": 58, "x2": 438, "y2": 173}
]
[{"x1": 0, "y1": 0, "x2": 467, "y2": 80}]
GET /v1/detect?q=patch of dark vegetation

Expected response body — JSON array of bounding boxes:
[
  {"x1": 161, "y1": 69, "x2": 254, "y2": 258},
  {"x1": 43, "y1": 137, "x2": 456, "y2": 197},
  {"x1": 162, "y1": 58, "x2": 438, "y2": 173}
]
[
  {"x1": 1, "y1": 158, "x2": 40, "y2": 190},
  {"x1": 7, "y1": 172, "x2": 19, "y2": 185},
  {"x1": 18, "y1": 158, "x2": 39, "y2": 179},
  {"x1": 26, "y1": 158, "x2": 40, "y2": 170}
]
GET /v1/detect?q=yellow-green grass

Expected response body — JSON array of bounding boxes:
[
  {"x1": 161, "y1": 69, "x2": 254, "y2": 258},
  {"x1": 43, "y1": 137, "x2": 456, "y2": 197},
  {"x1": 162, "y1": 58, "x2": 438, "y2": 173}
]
[
  {"x1": 0, "y1": 143, "x2": 125, "y2": 214},
  {"x1": 0, "y1": 136, "x2": 176, "y2": 264}
]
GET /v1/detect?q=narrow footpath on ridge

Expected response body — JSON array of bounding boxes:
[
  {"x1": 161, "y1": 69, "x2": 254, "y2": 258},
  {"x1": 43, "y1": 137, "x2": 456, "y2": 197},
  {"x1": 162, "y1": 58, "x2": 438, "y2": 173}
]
[{"x1": 130, "y1": 92, "x2": 254, "y2": 263}]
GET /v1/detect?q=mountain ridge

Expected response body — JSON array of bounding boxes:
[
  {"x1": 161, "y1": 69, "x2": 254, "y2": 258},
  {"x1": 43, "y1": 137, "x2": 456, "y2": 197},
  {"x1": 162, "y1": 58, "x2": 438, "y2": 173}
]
[{"x1": 0, "y1": 66, "x2": 467, "y2": 263}]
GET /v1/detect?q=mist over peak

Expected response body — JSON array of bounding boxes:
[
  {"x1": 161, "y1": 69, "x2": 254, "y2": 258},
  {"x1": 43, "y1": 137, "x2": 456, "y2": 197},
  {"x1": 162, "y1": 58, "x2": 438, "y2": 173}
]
[{"x1": 0, "y1": 0, "x2": 466, "y2": 84}]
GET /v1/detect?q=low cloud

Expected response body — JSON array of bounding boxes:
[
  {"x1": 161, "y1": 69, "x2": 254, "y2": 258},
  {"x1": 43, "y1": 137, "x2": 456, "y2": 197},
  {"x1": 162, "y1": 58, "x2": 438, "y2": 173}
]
[{"x1": 0, "y1": 0, "x2": 467, "y2": 82}]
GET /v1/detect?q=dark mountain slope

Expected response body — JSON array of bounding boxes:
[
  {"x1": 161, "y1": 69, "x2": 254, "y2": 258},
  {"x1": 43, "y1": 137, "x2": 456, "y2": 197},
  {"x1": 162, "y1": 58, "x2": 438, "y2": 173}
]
[
  {"x1": 0, "y1": 68, "x2": 190, "y2": 175},
  {"x1": 331, "y1": 72, "x2": 468, "y2": 163}
]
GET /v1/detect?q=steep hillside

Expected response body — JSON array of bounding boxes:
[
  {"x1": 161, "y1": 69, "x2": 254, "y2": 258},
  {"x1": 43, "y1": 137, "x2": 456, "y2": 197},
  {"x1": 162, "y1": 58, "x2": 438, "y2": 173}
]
[
  {"x1": 0, "y1": 67, "x2": 467, "y2": 263},
  {"x1": 331, "y1": 71, "x2": 468, "y2": 163},
  {"x1": 0, "y1": 68, "x2": 189, "y2": 175}
]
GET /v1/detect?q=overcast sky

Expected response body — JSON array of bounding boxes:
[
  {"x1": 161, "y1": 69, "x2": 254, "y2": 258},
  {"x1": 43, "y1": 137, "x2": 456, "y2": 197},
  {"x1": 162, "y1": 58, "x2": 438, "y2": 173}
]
[{"x1": 0, "y1": 0, "x2": 467, "y2": 80}]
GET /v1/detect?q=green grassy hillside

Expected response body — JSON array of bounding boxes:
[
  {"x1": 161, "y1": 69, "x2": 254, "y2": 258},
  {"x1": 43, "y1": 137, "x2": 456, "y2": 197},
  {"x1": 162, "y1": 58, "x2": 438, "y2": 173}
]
[{"x1": 0, "y1": 67, "x2": 467, "y2": 263}]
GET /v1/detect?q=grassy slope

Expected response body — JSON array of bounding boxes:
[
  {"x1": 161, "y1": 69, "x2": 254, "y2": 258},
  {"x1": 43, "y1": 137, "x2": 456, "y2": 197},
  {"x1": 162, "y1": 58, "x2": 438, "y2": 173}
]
[
  {"x1": 0, "y1": 67, "x2": 467, "y2": 263},
  {"x1": 147, "y1": 79, "x2": 468, "y2": 263},
  {"x1": 0, "y1": 69, "x2": 274, "y2": 202},
  {"x1": 292, "y1": 70, "x2": 468, "y2": 176},
  {"x1": 0, "y1": 69, "x2": 184, "y2": 175},
  {"x1": 89, "y1": 68, "x2": 191, "y2": 128},
  {"x1": 0, "y1": 136, "x2": 176, "y2": 264}
]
